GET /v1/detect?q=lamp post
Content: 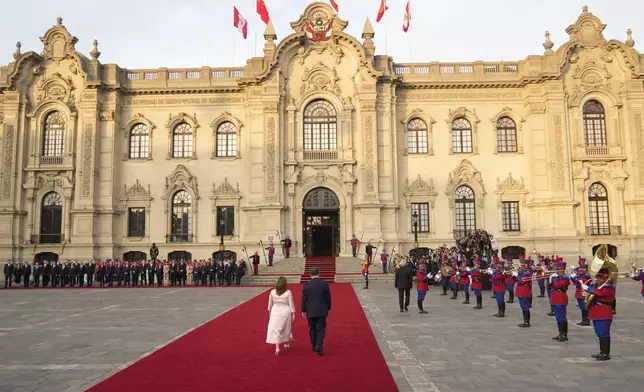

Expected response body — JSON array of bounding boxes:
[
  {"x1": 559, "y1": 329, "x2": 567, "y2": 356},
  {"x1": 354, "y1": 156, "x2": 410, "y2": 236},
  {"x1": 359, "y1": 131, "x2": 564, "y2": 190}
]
[
  {"x1": 412, "y1": 210, "x2": 419, "y2": 249},
  {"x1": 219, "y1": 208, "x2": 226, "y2": 263}
]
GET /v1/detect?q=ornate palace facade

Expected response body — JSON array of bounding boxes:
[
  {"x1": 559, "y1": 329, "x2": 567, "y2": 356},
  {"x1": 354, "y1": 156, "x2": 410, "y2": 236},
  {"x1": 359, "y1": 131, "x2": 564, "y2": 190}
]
[{"x1": 1, "y1": 3, "x2": 643, "y2": 268}]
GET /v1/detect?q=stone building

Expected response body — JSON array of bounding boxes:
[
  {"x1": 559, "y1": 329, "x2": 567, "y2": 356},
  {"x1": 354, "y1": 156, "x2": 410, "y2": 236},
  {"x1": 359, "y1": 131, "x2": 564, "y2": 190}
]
[{"x1": 0, "y1": 3, "x2": 642, "y2": 269}]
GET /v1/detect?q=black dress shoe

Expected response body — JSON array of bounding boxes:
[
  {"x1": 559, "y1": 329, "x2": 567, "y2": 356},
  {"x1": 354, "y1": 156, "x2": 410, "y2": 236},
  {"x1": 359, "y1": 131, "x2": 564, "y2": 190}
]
[
  {"x1": 313, "y1": 347, "x2": 318, "y2": 352},
  {"x1": 317, "y1": 350, "x2": 324, "y2": 356},
  {"x1": 400, "y1": 309, "x2": 404, "y2": 312},
  {"x1": 596, "y1": 353, "x2": 610, "y2": 361}
]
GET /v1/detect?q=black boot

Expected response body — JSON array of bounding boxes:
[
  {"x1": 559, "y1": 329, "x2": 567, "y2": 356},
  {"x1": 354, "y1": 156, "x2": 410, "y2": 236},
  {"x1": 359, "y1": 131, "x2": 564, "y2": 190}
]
[
  {"x1": 553, "y1": 323, "x2": 563, "y2": 341},
  {"x1": 538, "y1": 287, "x2": 545, "y2": 297},
  {"x1": 559, "y1": 322, "x2": 569, "y2": 342},
  {"x1": 451, "y1": 289, "x2": 457, "y2": 299},
  {"x1": 463, "y1": 292, "x2": 470, "y2": 304},
  {"x1": 491, "y1": 292, "x2": 496, "y2": 299},
  {"x1": 364, "y1": 280, "x2": 369, "y2": 289},
  {"x1": 581, "y1": 310, "x2": 590, "y2": 326},
  {"x1": 500, "y1": 302, "x2": 506, "y2": 317},
  {"x1": 547, "y1": 306, "x2": 555, "y2": 316},
  {"x1": 529, "y1": 297, "x2": 533, "y2": 308},
  {"x1": 478, "y1": 295, "x2": 483, "y2": 309},
  {"x1": 418, "y1": 300, "x2": 428, "y2": 314},
  {"x1": 507, "y1": 292, "x2": 514, "y2": 303},
  {"x1": 611, "y1": 299, "x2": 616, "y2": 315},
  {"x1": 518, "y1": 311, "x2": 531, "y2": 328},
  {"x1": 591, "y1": 338, "x2": 603, "y2": 359},
  {"x1": 494, "y1": 303, "x2": 502, "y2": 317},
  {"x1": 598, "y1": 337, "x2": 611, "y2": 361},
  {"x1": 442, "y1": 286, "x2": 447, "y2": 295}
]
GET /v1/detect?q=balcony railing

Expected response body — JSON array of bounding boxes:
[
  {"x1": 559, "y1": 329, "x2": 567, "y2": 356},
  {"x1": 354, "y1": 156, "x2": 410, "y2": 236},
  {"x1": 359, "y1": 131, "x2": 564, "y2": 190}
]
[
  {"x1": 585, "y1": 226, "x2": 622, "y2": 236},
  {"x1": 585, "y1": 146, "x2": 609, "y2": 156},
  {"x1": 168, "y1": 234, "x2": 194, "y2": 243},
  {"x1": 303, "y1": 150, "x2": 338, "y2": 161},
  {"x1": 32, "y1": 234, "x2": 65, "y2": 244},
  {"x1": 40, "y1": 156, "x2": 64, "y2": 165},
  {"x1": 394, "y1": 62, "x2": 520, "y2": 76},
  {"x1": 122, "y1": 67, "x2": 246, "y2": 85}
]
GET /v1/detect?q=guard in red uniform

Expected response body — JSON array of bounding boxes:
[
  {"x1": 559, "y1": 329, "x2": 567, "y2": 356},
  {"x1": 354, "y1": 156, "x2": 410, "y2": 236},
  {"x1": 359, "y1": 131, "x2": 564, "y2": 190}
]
[
  {"x1": 504, "y1": 258, "x2": 516, "y2": 303},
  {"x1": 545, "y1": 258, "x2": 556, "y2": 316},
  {"x1": 571, "y1": 257, "x2": 592, "y2": 326},
  {"x1": 490, "y1": 259, "x2": 506, "y2": 317},
  {"x1": 470, "y1": 260, "x2": 483, "y2": 309},
  {"x1": 550, "y1": 260, "x2": 571, "y2": 342},
  {"x1": 581, "y1": 268, "x2": 615, "y2": 361},
  {"x1": 459, "y1": 264, "x2": 471, "y2": 304},
  {"x1": 535, "y1": 256, "x2": 546, "y2": 297},
  {"x1": 439, "y1": 256, "x2": 450, "y2": 295},
  {"x1": 416, "y1": 263, "x2": 430, "y2": 314},
  {"x1": 362, "y1": 259, "x2": 370, "y2": 289},
  {"x1": 515, "y1": 259, "x2": 533, "y2": 328},
  {"x1": 632, "y1": 269, "x2": 644, "y2": 297},
  {"x1": 449, "y1": 260, "x2": 459, "y2": 300}
]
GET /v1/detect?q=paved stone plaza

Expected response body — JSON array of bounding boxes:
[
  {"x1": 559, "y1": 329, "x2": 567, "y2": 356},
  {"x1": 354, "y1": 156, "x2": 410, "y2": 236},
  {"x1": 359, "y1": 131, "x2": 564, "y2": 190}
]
[
  {"x1": 357, "y1": 280, "x2": 644, "y2": 392},
  {"x1": 0, "y1": 282, "x2": 642, "y2": 392},
  {"x1": 0, "y1": 287, "x2": 267, "y2": 392}
]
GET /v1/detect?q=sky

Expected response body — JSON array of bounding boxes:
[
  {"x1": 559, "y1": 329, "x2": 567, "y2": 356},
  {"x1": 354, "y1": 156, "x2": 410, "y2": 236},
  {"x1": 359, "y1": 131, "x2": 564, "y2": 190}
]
[{"x1": 1, "y1": 0, "x2": 641, "y2": 69}]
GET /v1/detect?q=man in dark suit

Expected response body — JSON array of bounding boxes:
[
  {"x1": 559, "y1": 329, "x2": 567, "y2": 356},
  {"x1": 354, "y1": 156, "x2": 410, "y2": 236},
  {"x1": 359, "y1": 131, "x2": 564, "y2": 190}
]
[
  {"x1": 301, "y1": 267, "x2": 332, "y2": 356},
  {"x1": 23, "y1": 262, "x2": 32, "y2": 287},
  {"x1": 33, "y1": 262, "x2": 42, "y2": 287},
  {"x1": 395, "y1": 260, "x2": 415, "y2": 312},
  {"x1": 4, "y1": 260, "x2": 14, "y2": 288}
]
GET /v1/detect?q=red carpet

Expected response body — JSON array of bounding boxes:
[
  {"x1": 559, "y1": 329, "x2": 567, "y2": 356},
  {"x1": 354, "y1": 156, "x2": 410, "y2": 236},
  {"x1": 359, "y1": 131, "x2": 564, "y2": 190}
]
[
  {"x1": 301, "y1": 256, "x2": 336, "y2": 283},
  {"x1": 88, "y1": 283, "x2": 398, "y2": 392}
]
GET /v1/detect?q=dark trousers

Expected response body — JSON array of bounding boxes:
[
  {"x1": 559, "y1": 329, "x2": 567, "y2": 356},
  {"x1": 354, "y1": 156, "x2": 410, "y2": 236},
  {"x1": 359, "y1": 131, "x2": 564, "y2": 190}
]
[
  {"x1": 398, "y1": 288, "x2": 411, "y2": 310},
  {"x1": 308, "y1": 317, "x2": 327, "y2": 350},
  {"x1": 148, "y1": 273, "x2": 155, "y2": 286},
  {"x1": 87, "y1": 274, "x2": 93, "y2": 287},
  {"x1": 23, "y1": 276, "x2": 30, "y2": 287},
  {"x1": 4, "y1": 274, "x2": 11, "y2": 288},
  {"x1": 34, "y1": 275, "x2": 40, "y2": 287},
  {"x1": 235, "y1": 274, "x2": 242, "y2": 286}
]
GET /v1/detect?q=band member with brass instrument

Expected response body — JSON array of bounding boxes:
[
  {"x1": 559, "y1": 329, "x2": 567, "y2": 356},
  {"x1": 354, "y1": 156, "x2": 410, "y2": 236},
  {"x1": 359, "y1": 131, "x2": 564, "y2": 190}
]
[
  {"x1": 470, "y1": 259, "x2": 484, "y2": 309},
  {"x1": 504, "y1": 258, "x2": 516, "y2": 303},
  {"x1": 490, "y1": 258, "x2": 506, "y2": 317},
  {"x1": 515, "y1": 258, "x2": 533, "y2": 328},
  {"x1": 449, "y1": 259, "x2": 459, "y2": 300},
  {"x1": 632, "y1": 268, "x2": 644, "y2": 297},
  {"x1": 535, "y1": 256, "x2": 546, "y2": 297},
  {"x1": 571, "y1": 257, "x2": 592, "y2": 326},
  {"x1": 439, "y1": 256, "x2": 450, "y2": 296},
  {"x1": 416, "y1": 262, "x2": 430, "y2": 314},
  {"x1": 362, "y1": 258, "x2": 370, "y2": 289},
  {"x1": 545, "y1": 258, "x2": 556, "y2": 316},
  {"x1": 550, "y1": 259, "x2": 571, "y2": 342},
  {"x1": 581, "y1": 268, "x2": 615, "y2": 361},
  {"x1": 458, "y1": 261, "x2": 471, "y2": 305}
]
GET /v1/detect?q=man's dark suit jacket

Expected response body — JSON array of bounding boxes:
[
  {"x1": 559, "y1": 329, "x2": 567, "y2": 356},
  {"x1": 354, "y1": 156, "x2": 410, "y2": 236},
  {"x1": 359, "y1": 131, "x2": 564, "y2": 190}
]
[{"x1": 301, "y1": 278, "x2": 332, "y2": 318}]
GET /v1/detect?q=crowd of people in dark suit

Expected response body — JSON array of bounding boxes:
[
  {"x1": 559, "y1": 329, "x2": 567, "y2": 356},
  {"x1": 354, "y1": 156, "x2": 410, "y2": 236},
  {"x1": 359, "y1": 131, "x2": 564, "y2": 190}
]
[{"x1": 3, "y1": 258, "x2": 248, "y2": 289}]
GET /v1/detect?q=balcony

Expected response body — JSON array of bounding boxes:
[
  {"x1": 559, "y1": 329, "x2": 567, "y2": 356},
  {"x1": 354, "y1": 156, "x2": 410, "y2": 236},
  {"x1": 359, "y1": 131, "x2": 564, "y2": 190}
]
[
  {"x1": 121, "y1": 67, "x2": 246, "y2": 89},
  {"x1": 31, "y1": 234, "x2": 65, "y2": 244},
  {"x1": 40, "y1": 156, "x2": 64, "y2": 165},
  {"x1": 585, "y1": 146, "x2": 609, "y2": 156},
  {"x1": 168, "y1": 234, "x2": 194, "y2": 243},
  {"x1": 585, "y1": 226, "x2": 622, "y2": 236},
  {"x1": 303, "y1": 150, "x2": 338, "y2": 161}
]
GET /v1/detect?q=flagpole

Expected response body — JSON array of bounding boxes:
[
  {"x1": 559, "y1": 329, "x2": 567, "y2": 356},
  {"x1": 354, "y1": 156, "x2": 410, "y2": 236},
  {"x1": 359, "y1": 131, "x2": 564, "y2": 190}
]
[
  {"x1": 409, "y1": 26, "x2": 413, "y2": 63},
  {"x1": 254, "y1": 31, "x2": 258, "y2": 57},
  {"x1": 385, "y1": 14, "x2": 389, "y2": 55},
  {"x1": 232, "y1": 30, "x2": 236, "y2": 66},
  {"x1": 205, "y1": 23, "x2": 209, "y2": 65}
]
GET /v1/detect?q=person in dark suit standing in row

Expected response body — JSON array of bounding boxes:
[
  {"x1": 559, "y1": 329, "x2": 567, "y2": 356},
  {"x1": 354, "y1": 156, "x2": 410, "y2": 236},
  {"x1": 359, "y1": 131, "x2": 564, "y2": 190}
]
[
  {"x1": 4, "y1": 260, "x2": 14, "y2": 288},
  {"x1": 395, "y1": 260, "x2": 414, "y2": 312},
  {"x1": 33, "y1": 262, "x2": 42, "y2": 287},
  {"x1": 301, "y1": 267, "x2": 332, "y2": 356},
  {"x1": 22, "y1": 262, "x2": 32, "y2": 287}
]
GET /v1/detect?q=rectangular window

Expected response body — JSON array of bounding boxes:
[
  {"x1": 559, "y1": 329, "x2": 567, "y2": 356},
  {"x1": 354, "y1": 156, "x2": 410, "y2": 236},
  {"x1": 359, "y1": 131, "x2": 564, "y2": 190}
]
[
  {"x1": 216, "y1": 207, "x2": 235, "y2": 236},
  {"x1": 410, "y1": 203, "x2": 430, "y2": 233},
  {"x1": 501, "y1": 201, "x2": 520, "y2": 232},
  {"x1": 128, "y1": 208, "x2": 146, "y2": 237},
  {"x1": 497, "y1": 129, "x2": 518, "y2": 153},
  {"x1": 452, "y1": 130, "x2": 473, "y2": 153}
]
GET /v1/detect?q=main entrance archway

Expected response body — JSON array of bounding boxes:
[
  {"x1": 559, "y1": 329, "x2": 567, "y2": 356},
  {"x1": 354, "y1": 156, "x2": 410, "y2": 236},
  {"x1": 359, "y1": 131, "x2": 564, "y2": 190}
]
[{"x1": 302, "y1": 187, "x2": 340, "y2": 257}]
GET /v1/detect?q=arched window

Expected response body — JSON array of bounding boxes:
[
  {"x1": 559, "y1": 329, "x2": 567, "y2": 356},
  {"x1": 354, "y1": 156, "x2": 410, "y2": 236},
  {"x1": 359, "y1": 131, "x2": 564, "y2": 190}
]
[
  {"x1": 303, "y1": 100, "x2": 337, "y2": 151},
  {"x1": 172, "y1": 123, "x2": 193, "y2": 158},
  {"x1": 129, "y1": 123, "x2": 149, "y2": 159},
  {"x1": 407, "y1": 118, "x2": 428, "y2": 154},
  {"x1": 583, "y1": 100, "x2": 607, "y2": 147},
  {"x1": 215, "y1": 121, "x2": 237, "y2": 157},
  {"x1": 451, "y1": 118, "x2": 472, "y2": 153},
  {"x1": 42, "y1": 111, "x2": 66, "y2": 157},
  {"x1": 454, "y1": 185, "x2": 476, "y2": 238},
  {"x1": 588, "y1": 182, "x2": 610, "y2": 235},
  {"x1": 171, "y1": 191, "x2": 192, "y2": 242},
  {"x1": 40, "y1": 192, "x2": 63, "y2": 243},
  {"x1": 496, "y1": 117, "x2": 517, "y2": 153}
]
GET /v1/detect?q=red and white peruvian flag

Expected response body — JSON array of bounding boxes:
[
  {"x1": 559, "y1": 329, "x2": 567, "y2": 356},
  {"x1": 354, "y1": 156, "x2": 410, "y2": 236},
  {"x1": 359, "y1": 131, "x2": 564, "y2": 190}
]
[
  {"x1": 330, "y1": 0, "x2": 339, "y2": 12},
  {"x1": 376, "y1": 0, "x2": 388, "y2": 22},
  {"x1": 233, "y1": 6, "x2": 248, "y2": 39},
  {"x1": 402, "y1": 0, "x2": 411, "y2": 32}
]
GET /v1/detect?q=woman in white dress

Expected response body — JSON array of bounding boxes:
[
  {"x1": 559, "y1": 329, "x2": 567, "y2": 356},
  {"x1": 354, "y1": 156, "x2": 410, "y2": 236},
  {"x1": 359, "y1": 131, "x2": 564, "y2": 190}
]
[{"x1": 266, "y1": 277, "x2": 295, "y2": 355}]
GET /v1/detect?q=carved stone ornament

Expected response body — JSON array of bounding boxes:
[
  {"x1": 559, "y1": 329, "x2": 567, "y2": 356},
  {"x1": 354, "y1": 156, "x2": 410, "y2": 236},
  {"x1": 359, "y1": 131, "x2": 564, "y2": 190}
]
[
  {"x1": 569, "y1": 62, "x2": 615, "y2": 106},
  {"x1": 162, "y1": 165, "x2": 199, "y2": 204},
  {"x1": 565, "y1": 7, "x2": 607, "y2": 48},
  {"x1": 212, "y1": 178, "x2": 240, "y2": 198},
  {"x1": 300, "y1": 62, "x2": 342, "y2": 98},
  {"x1": 446, "y1": 160, "x2": 486, "y2": 208},
  {"x1": 36, "y1": 72, "x2": 76, "y2": 106},
  {"x1": 301, "y1": 169, "x2": 342, "y2": 189},
  {"x1": 405, "y1": 175, "x2": 436, "y2": 195},
  {"x1": 496, "y1": 173, "x2": 526, "y2": 192},
  {"x1": 2, "y1": 125, "x2": 15, "y2": 199},
  {"x1": 122, "y1": 179, "x2": 152, "y2": 199}
]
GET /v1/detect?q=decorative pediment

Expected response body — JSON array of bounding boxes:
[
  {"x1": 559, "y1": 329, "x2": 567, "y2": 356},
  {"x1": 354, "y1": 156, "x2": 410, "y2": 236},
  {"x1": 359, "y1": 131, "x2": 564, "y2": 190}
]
[
  {"x1": 491, "y1": 107, "x2": 525, "y2": 124},
  {"x1": 404, "y1": 175, "x2": 436, "y2": 195},
  {"x1": 300, "y1": 169, "x2": 342, "y2": 189},
  {"x1": 569, "y1": 61, "x2": 616, "y2": 106},
  {"x1": 210, "y1": 112, "x2": 243, "y2": 131},
  {"x1": 290, "y1": 2, "x2": 348, "y2": 35},
  {"x1": 402, "y1": 108, "x2": 435, "y2": 127},
  {"x1": 121, "y1": 179, "x2": 152, "y2": 200},
  {"x1": 300, "y1": 62, "x2": 342, "y2": 97},
  {"x1": 24, "y1": 172, "x2": 74, "y2": 200},
  {"x1": 566, "y1": 7, "x2": 607, "y2": 48},
  {"x1": 496, "y1": 173, "x2": 527, "y2": 193},
  {"x1": 35, "y1": 72, "x2": 76, "y2": 106},
  {"x1": 447, "y1": 107, "x2": 480, "y2": 125},
  {"x1": 123, "y1": 113, "x2": 155, "y2": 133},
  {"x1": 447, "y1": 160, "x2": 485, "y2": 191},
  {"x1": 163, "y1": 165, "x2": 199, "y2": 202},
  {"x1": 40, "y1": 17, "x2": 80, "y2": 62},
  {"x1": 211, "y1": 178, "x2": 240, "y2": 199},
  {"x1": 166, "y1": 112, "x2": 199, "y2": 130}
]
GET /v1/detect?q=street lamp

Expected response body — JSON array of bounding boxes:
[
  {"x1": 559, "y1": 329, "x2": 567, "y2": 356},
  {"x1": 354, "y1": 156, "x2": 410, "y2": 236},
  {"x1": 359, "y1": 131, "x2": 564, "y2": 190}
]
[
  {"x1": 219, "y1": 208, "x2": 226, "y2": 263},
  {"x1": 412, "y1": 210, "x2": 419, "y2": 249}
]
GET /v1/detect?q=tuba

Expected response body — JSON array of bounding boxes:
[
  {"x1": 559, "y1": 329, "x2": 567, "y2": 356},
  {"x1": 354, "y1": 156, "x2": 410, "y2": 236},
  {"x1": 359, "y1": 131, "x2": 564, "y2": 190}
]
[
  {"x1": 441, "y1": 265, "x2": 454, "y2": 276},
  {"x1": 584, "y1": 244, "x2": 619, "y2": 307}
]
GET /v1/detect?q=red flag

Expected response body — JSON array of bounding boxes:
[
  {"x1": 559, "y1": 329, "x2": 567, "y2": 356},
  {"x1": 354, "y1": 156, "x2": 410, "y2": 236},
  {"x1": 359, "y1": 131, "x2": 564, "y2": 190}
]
[
  {"x1": 376, "y1": 0, "x2": 388, "y2": 22},
  {"x1": 233, "y1": 7, "x2": 248, "y2": 39},
  {"x1": 330, "y1": 0, "x2": 339, "y2": 12},
  {"x1": 402, "y1": 0, "x2": 411, "y2": 32},
  {"x1": 256, "y1": 0, "x2": 270, "y2": 24}
]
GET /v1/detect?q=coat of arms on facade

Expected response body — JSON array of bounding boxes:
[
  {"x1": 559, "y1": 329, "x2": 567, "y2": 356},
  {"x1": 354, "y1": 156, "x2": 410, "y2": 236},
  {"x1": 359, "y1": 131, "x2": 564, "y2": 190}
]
[{"x1": 305, "y1": 17, "x2": 334, "y2": 42}]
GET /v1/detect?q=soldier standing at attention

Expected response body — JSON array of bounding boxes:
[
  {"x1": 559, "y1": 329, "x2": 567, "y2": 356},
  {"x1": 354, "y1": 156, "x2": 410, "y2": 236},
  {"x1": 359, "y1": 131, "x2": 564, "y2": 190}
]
[
  {"x1": 350, "y1": 234, "x2": 359, "y2": 257},
  {"x1": 283, "y1": 236, "x2": 292, "y2": 258},
  {"x1": 581, "y1": 268, "x2": 615, "y2": 361},
  {"x1": 459, "y1": 263, "x2": 471, "y2": 304},
  {"x1": 416, "y1": 262, "x2": 430, "y2": 314},
  {"x1": 571, "y1": 257, "x2": 592, "y2": 326},
  {"x1": 515, "y1": 258, "x2": 533, "y2": 328},
  {"x1": 380, "y1": 249, "x2": 389, "y2": 273},
  {"x1": 470, "y1": 260, "x2": 483, "y2": 309},
  {"x1": 251, "y1": 252, "x2": 260, "y2": 275},
  {"x1": 266, "y1": 243, "x2": 276, "y2": 266},
  {"x1": 550, "y1": 259, "x2": 571, "y2": 342},
  {"x1": 490, "y1": 259, "x2": 506, "y2": 318},
  {"x1": 365, "y1": 242, "x2": 374, "y2": 265}
]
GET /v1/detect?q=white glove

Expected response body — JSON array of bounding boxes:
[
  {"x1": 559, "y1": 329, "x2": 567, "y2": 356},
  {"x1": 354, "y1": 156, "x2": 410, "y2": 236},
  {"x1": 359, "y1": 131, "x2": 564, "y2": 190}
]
[
  {"x1": 428, "y1": 274, "x2": 433, "y2": 279},
  {"x1": 581, "y1": 283, "x2": 589, "y2": 291},
  {"x1": 550, "y1": 274, "x2": 557, "y2": 283},
  {"x1": 466, "y1": 267, "x2": 471, "y2": 272},
  {"x1": 570, "y1": 273, "x2": 577, "y2": 279},
  {"x1": 512, "y1": 272, "x2": 518, "y2": 278},
  {"x1": 632, "y1": 273, "x2": 638, "y2": 278},
  {"x1": 487, "y1": 268, "x2": 493, "y2": 274}
]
